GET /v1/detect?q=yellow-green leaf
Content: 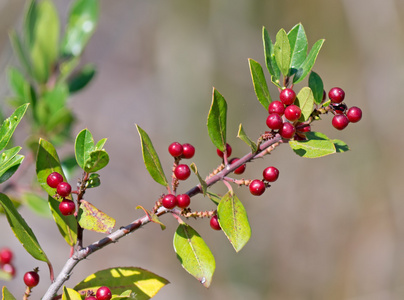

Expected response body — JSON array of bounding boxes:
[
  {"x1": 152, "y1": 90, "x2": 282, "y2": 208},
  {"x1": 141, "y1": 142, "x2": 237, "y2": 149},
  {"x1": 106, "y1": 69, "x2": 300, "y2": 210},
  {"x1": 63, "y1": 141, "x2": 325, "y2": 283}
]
[
  {"x1": 78, "y1": 200, "x2": 115, "y2": 234},
  {"x1": 62, "y1": 286, "x2": 81, "y2": 300}
]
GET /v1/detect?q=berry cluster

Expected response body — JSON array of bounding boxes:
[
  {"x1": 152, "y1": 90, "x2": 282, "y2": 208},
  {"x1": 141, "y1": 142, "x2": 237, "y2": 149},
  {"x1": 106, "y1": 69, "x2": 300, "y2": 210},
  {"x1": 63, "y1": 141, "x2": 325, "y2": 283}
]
[
  {"x1": 85, "y1": 286, "x2": 112, "y2": 300},
  {"x1": 46, "y1": 172, "x2": 75, "y2": 216},
  {"x1": 168, "y1": 142, "x2": 195, "y2": 181},
  {"x1": 328, "y1": 87, "x2": 362, "y2": 130},
  {"x1": 23, "y1": 269, "x2": 40, "y2": 288},
  {"x1": 249, "y1": 166, "x2": 280, "y2": 196},
  {"x1": 0, "y1": 248, "x2": 15, "y2": 278}
]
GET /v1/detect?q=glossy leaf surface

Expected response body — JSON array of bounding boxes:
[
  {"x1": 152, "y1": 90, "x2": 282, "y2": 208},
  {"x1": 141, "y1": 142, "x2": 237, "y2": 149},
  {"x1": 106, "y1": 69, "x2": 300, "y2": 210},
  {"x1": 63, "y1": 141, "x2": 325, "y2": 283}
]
[
  {"x1": 0, "y1": 103, "x2": 29, "y2": 151},
  {"x1": 274, "y1": 28, "x2": 291, "y2": 77},
  {"x1": 78, "y1": 200, "x2": 115, "y2": 234},
  {"x1": 249, "y1": 58, "x2": 271, "y2": 110},
  {"x1": 289, "y1": 132, "x2": 336, "y2": 158},
  {"x1": 309, "y1": 71, "x2": 324, "y2": 104},
  {"x1": 293, "y1": 39, "x2": 325, "y2": 84},
  {"x1": 207, "y1": 88, "x2": 227, "y2": 151},
  {"x1": 288, "y1": 23, "x2": 308, "y2": 73},
  {"x1": 75, "y1": 128, "x2": 95, "y2": 169}
]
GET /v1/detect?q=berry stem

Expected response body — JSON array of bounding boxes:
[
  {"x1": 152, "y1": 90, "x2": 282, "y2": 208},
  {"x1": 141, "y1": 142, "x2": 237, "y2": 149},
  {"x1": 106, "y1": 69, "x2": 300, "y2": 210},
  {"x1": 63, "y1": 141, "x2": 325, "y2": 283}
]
[{"x1": 23, "y1": 286, "x2": 31, "y2": 300}]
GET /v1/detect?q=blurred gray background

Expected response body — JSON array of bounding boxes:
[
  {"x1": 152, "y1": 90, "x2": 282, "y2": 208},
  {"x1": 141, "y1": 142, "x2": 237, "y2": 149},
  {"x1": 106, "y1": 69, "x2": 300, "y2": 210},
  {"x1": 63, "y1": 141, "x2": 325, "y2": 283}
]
[{"x1": 0, "y1": 0, "x2": 404, "y2": 299}]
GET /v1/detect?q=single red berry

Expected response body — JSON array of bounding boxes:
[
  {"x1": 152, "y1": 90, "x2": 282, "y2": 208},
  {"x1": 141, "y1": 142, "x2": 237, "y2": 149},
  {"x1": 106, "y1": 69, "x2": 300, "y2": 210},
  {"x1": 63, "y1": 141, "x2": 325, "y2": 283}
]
[
  {"x1": 0, "y1": 248, "x2": 13, "y2": 264},
  {"x1": 174, "y1": 164, "x2": 191, "y2": 180},
  {"x1": 263, "y1": 166, "x2": 279, "y2": 182},
  {"x1": 162, "y1": 194, "x2": 177, "y2": 209},
  {"x1": 59, "y1": 199, "x2": 75, "y2": 216},
  {"x1": 56, "y1": 182, "x2": 71, "y2": 197},
  {"x1": 279, "y1": 122, "x2": 296, "y2": 139},
  {"x1": 216, "y1": 143, "x2": 232, "y2": 158},
  {"x1": 210, "y1": 215, "x2": 221, "y2": 231},
  {"x1": 96, "y1": 286, "x2": 112, "y2": 300},
  {"x1": 332, "y1": 114, "x2": 349, "y2": 130},
  {"x1": 296, "y1": 124, "x2": 311, "y2": 133},
  {"x1": 268, "y1": 101, "x2": 285, "y2": 116},
  {"x1": 23, "y1": 271, "x2": 39, "y2": 288},
  {"x1": 229, "y1": 158, "x2": 246, "y2": 175},
  {"x1": 284, "y1": 104, "x2": 302, "y2": 121},
  {"x1": 280, "y1": 88, "x2": 296, "y2": 105},
  {"x1": 46, "y1": 172, "x2": 63, "y2": 189},
  {"x1": 249, "y1": 179, "x2": 266, "y2": 196},
  {"x1": 2, "y1": 264, "x2": 16, "y2": 277},
  {"x1": 346, "y1": 106, "x2": 362, "y2": 123},
  {"x1": 328, "y1": 87, "x2": 345, "y2": 103},
  {"x1": 266, "y1": 113, "x2": 283, "y2": 130},
  {"x1": 176, "y1": 194, "x2": 191, "y2": 208},
  {"x1": 331, "y1": 103, "x2": 347, "y2": 115},
  {"x1": 168, "y1": 142, "x2": 183, "y2": 157},
  {"x1": 181, "y1": 143, "x2": 195, "y2": 159}
]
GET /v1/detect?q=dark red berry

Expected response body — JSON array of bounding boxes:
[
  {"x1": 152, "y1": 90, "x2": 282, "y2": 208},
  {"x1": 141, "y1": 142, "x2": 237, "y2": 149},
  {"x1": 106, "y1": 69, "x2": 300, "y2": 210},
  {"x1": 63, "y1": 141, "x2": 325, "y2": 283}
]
[
  {"x1": 23, "y1": 271, "x2": 39, "y2": 287},
  {"x1": 2, "y1": 264, "x2": 15, "y2": 277},
  {"x1": 56, "y1": 182, "x2": 71, "y2": 197},
  {"x1": 96, "y1": 286, "x2": 112, "y2": 300},
  {"x1": 249, "y1": 179, "x2": 266, "y2": 196},
  {"x1": 168, "y1": 142, "x2": 183, "y2": 157},
  {"x1": 181, "y1": 143, "x2": 195, "y2": 159},
  {"x1": 280, "y1": 88, "x2": 296, "y2": 105},
  {"x1": 0, "y1": 248, "x2": 13, "y2": 264},
  {"x1": 229, "y1": 158, "x2": 246, "y2": 175},
  {"x1": 268, "y1": 101, "x2": 285, "y2": 116},
  {"x1": 59, "y1": 199, "x2": 75, "y2": 216},
  {"x1": 263, "y1": 166, "x2": 279, "y2": 182},
  {"x1": 162, "y1": 194, "x2": 177, "y2": 209},
  {"x1": 176, "y1": 194, "x2": 191, "y2": 208},
  {"x1": 46, "y1": 172, "x2": 63, "y2": 189},
  {"x1": 210, "y1": 215, "x2": 221, "y2": 231},
  {"x1": 328, "y1": 87, "x2": 345, "y2": 103},
  {"x1": 296, "y1": 124, "x2": 311, "y2": 133},
  {"x1": 279, "y1": 122, "x2": 296, "y2": 139},
  {"x1": 174, "y1": 164, "x2": 191, "y2": 181},
  {"x1": 284, "y1": 104, "x2": 302, "y2": 122},
  {"x1": 331, "y1": 103, "x2": 347, "y2": 115},
  {"x1": 332, "y1": 114, "x2": 349, "y2": 130},
  {"x1": 266, "y1": 113, "x2": 283, "y2": 130},
  {"x1": 216, "y1": 143, "x2": 232, "y2": 158},
  {"x1": 346, "y1": 106, "x2": 362, "y2": 123}
]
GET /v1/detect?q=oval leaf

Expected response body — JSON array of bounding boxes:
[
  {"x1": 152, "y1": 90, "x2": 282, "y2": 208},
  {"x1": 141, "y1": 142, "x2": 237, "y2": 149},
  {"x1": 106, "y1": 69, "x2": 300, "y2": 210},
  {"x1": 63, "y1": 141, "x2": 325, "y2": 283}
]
[
  {"x1": 288, "y1": 23, "x2": 308, "y2": 73},
  {"x1": 68, "y1": 64, "x2": 96, "y2": 93},
  {"x1": 293, "y1": 39, "x2": 325, "y2": 84},
  {"x1": 295, "y1": 87, "x2": 314, "y2": 122},
  {"x1": 49, "y1": 196, "x2": 77, "y2": 246},
  {"x1": 262, "y1": 27, "x2": 281, "y2": 85},
  {"x1": 173, "y1": 223, "x2": 215, "y2": 287},
  {"x1": 74, "y1": 267, "x2": 169, "y2": 300},
  {"x1": 207, "y1": 88, "x2": 227, "y2": 151},
  {"x1": 274, "y1": 28, "x2": 291, "y2": 77},
  {"x1": 289, "y1": 131, "x2": 336, "y2": 158},
  {"x1": 62, "y1": 286, "x2": 82, "y2": 300},
  {"x1": 237, "y1": 124, "x2": 258, "y2": 153},
  {"x1": 2, "y1": 286, "x2": 16, "y2": 300},
  {"x1": 0, "y1": 103, "x2": 29, "y2": 151},
  {"x1": 78, "y1": 200, "x2": 115, "y2": 234},
  {"x1": 249, "y1": 58, "x2": 271, "y2": 110},
  {"x1": 309, "y1": 71, "x2": 324, "y2": 104},
  {"x1": 83, "y1": 150, "x2": 109, "y2": 173},
  {"x1": 75, "y1": 128, "x2": 95, "y2": 169},
  {"x1": 136, "y1": 125, "x2": 168, "y2": 187},
  {"x1": 217, "y1": 191, "x2": 251, "y2": 252}
]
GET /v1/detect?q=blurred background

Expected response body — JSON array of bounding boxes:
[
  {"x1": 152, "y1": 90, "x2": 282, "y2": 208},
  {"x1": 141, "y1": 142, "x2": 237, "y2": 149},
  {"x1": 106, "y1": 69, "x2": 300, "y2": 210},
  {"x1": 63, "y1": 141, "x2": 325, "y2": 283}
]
[{"x1": 0, "y1": 0, "x2": 404, "y2": 299}]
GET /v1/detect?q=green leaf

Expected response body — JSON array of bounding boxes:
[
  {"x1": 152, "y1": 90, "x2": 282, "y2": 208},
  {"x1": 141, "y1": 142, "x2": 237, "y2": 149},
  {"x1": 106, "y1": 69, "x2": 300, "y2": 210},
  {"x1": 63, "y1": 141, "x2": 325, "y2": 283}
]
[
  {"x1": 74, "y1": 267, "x2": 169, "y2": 300},
  {"x1": 24, "y1": 0, "x2": 37, "y2": 49},
  {"x1": 86, "y1": 173, "x2": 101, "y2": 188},
  {"x1": 9, "y1": 31, "x2": 32, "y2": 76},
  {"x1": 45, "y1": 107, "x2": 74, "y2": 133},
  {"x1": 173, "y1": 223, "x2": 215, "y2": 288},
  {"x1": 274, "y1": 28, "x2": 291, "y2": 77},
  {"x1": 207, "y1": 192, "x2": 221, "y2": 206},
  {"x1": 190, "y1": 163, "x2": 207, "y2": 195},
  {"x1": 62, "y1": 0, "x2": 99, "y2": 57},
  {"x1": 289, "y1": 131, "x2": 336, "y2": 158},
  {"x1": 68, "y1": 64, "x2": 96, "y2": 93},
  {"x1": 136, "y1": 125, "x2": 168, "y2": 187},
  {"x1": 217, "y1": 191, "x2": 251, "y2": 252},
  {"x1": 295, "y1": 87, "x2": 314, "y2": 122},
  {"x1": 333, "y1": 139, "x2": 350, "y2": 153},
  {"x1": 237, "y1": 124, "x2": 258, "y2": 153},
  {"x1": 136, "y1": 206, "x2": 166, "y2": 230},
  {"x1": 248, "y1": 59, "x2": 271, "y2": 110},
  {"x1": 42, "y1": 84, "x2": 69, "y2": 114},
  {"x1": 288, "y1": 23, "x2": 308, "y2": 74},
  {"x1": 74, "y1": 128, "x2": 95, "y2": 169},
  {"x1": 207, "y1": 88, "x2": 227, "y2": 151},
  {"x1": 48, "y1": 196, "x2": 77, "y2": 246},
  {"x1": 7, "y1": 67, "x2": 28, "y2": 100},
  {"x1": 293, "y1": 39, "x2": 325, "y2": 84},
  {"x1": 62, "y1": 287, "x2": 81, "y2": 300},
  {"x1": 262, "y1": 27, "x2": 281, "y2": 86},
  {"x1": 22, "y1": 192, "x2": 52, "y2": 218},
  {"x1": 0, "y1": 147, "x2": 24, "y2": 184},
  {"x1": 309, "y1": 71, "x2": 324, "y2": 104},
  {"x1": 95, "y1": 138, "x2": 107, "y2": 150},
  {"x1": 83, "y1": 150, "x2": 109, "y2": 173},
  {"x1": 2, "y1": 286, "x2": 17, "y2": 300},
  {"x1": 0, "y1": 193, "x2": 49, "y2": 263},
  {"x1": 0, "y1": 103, "x2": 29, "y2": 151},
  {"x1": 78, "y1": 200, "x2": 115, "y2": 234}
]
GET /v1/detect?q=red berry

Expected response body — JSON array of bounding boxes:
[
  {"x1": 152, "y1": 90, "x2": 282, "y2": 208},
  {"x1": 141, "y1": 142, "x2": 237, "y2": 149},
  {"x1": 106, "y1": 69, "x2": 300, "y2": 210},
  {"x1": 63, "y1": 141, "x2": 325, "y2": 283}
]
[
  {"x1": 296, "y1": 124, "x2": 311, "y2": 133},
  {"x1": 332, "y1": 114, "x2": 349, "y2": 130},
  {"x1": 59, "y1": 199, "x2": 75, "y2": 216},
  {"x1": 328, "y1": 87, "x2": 345, "y2": 103},
  {"x1": 279, "y1": 122, "x2": 296, "y2": 139},
  {"x1": 216, "y1": 143, "x2": 232, "y2": 158},
  {"x1": 176, "y1": 194, "x2": 191, "y2": 208},
  {"x1": 229, "y1": 158, "x2": 246, "y2": 175},
  {"x1": 2, "y1": 264, "x2": 16, "y2": 278},
  {"x1": 56, "y1": 182, "x2": 71, "y2": 197},
  {"x1": 174, "y1": 164, "x2": 191, "y2": 181},
  {"x1": 249, "y1": 179, "x2": 266, "y2": 196},
  {"x1": 280, "y1": 88, "x2": 296, "y2": 105},
  {"x1": 266, "y1": 113, "x2": 283, "y2": 130},
  {"x1": 46, "y1": 172, "x2": 63, "y2": 189},
  {"x1": 346, "y1": 106, "x2": 362, "y2": 123},
  {"x1": 263, "y1": 166, "x2": 279, "y2": 182},
  {"x1": 331, "y1": 103, "x2": 347, "y2": 115},
  {"x1": 268, "y1": 101, "x2": 285, "y2": 116},
  {"x1": 85, "y1": 297, "x2": 97, "y2": 300},
  {"x1": 168, "y1": 142, "x2": 183, "y2": 157},
  {"x1": 181, "y1": 143, "x2": 195, "y2": 159},
  {"x1": 162, "y1": 194, "x2": 177, "y2": 209},
  {"x1": 210, "y1": 215, "x2": 221, "y2": 231},
  {"x1": 284, "y1": 104, "x2": 301, "y2": 121},
  {"x1": 0, "y1": 248, "x2": 13, "y2": 264},
  {"x1": 23, "y1": 271, "x2": 39, "y2": 287},
  {"x1": 96, "y1": 286, "x2": 112, "y2": 300}
]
